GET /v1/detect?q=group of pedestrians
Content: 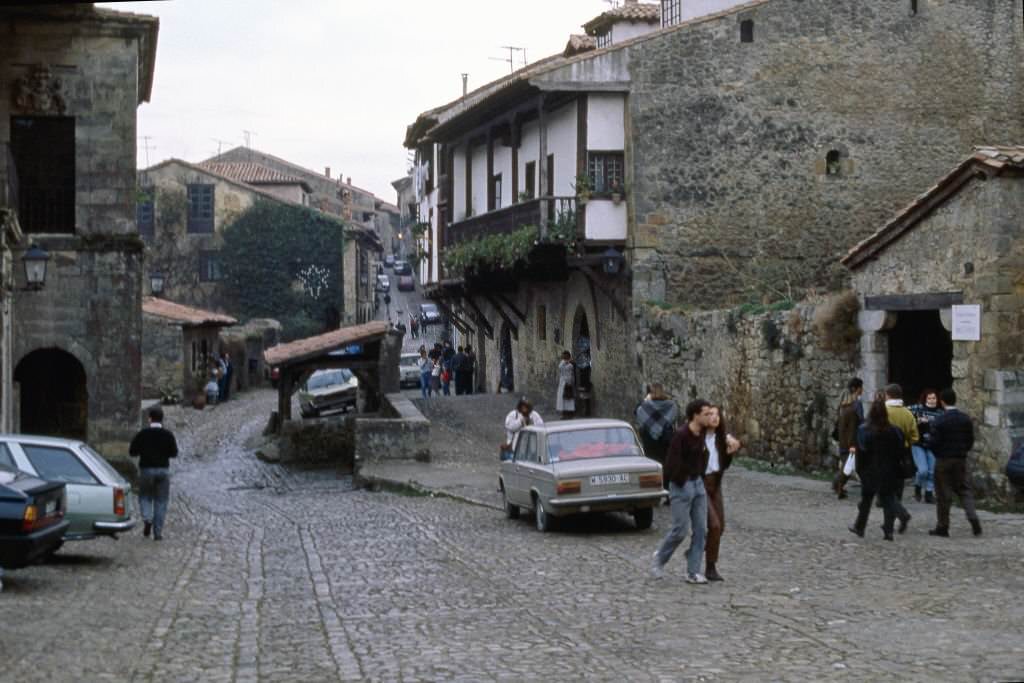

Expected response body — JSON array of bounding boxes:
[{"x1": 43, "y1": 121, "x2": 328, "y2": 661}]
[
  {"x1": 835, "y1": 379, "x2": 981, "y2": 541},
  {"x1": 203, "y1": 351, "x2": 233, "y2": 406},
  {"x1": 641, "y1": 392, "x2": 742, "y2": 585},
  {"x1": 416, "y1": 341, "x2": 476, "y2": 398}
]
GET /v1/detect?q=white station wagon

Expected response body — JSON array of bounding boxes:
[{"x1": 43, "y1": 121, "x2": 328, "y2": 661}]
[
  {"x1": 499, "y1": 419, "x2": 666, "y2": 532},
  {"x1": 0, "y1": 434, "x2": 136, "y2": 544}
]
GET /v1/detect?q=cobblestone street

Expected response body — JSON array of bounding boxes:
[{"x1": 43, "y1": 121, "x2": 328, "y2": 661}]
[{"x1": 2, "y1": 388, "x2": 1023, "y2": 682}]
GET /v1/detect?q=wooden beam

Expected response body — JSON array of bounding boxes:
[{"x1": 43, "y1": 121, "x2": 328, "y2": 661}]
[
  {"x1": 433, "y1": 298, "x2": 475, "y2": 335},
  {"x1": 463, "y1": 295, "x2": 494, "y2": 339},
  {"x1": 580, "y1": 265, "x2": 629, "y2": 320},
  {"x1": 495, "y1": 292, "x2": 526, "y2": 323},
  {"x1": 864, "y1": 292, "x2": 964, "y2": 311},
  {"x1": 485, "y1": 293, "x2": 518, "y2": 341}
]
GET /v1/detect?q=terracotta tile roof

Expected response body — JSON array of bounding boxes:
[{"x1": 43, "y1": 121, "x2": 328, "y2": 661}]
[
  {"x1": 583, "y1": 1, "x2": 661, "y2": 35},
  {"x1": 842, "y1": 146, "x2": 1024, "y2": 270},
  {"x1": 564, "y1": 34, "x2": 597, "y2": 57},
  {"x1": 199, "y1": 162, "x2": 311, "y2": 190},
  {"x1": 143, "y1": 297, "x2": 238, "y2": 327},
  {"x1": 264, "y1": 320, "x2": 389, "y2": 367}
]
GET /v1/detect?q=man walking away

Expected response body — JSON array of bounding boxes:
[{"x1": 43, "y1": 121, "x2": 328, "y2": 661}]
[
  {"x1": 129, "y1": 406, "x2": 179, "y2": 541},
  {"x1": 927, "y1": 389, "x2": 982, "y2": 537},
  {"x1": 462, "y1": 345, "x2": 476, "y2": 395},
  {"x1": 651, "y1": 399, "x2": 712, "y2": 585},
  {"x1": 635, "y1": 383, "x2": 678, "y2": 490},
  {"x1": 452, "y1": 346, "x2": 468, "y2": 396},
  {"x1": 883, "y1": 384, "x2": 915, "y2": 532}
]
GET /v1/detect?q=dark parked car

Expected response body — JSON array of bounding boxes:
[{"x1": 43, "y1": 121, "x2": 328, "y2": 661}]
[
  {"x1": 393, "y1": 260, "x2": 412, "y2": 275},
  {"x1": 384, "y1": 254, "x2": 396, "y2": 268},
  {"x1": 419, "y1": 303, "x2": 442, "y2": 326},
  {"x1": 0, "y1": 465, "x2": 68, "y2": 583},
  {"x1": 397, "y1": 274, "x2": 415, "y2": 292}
]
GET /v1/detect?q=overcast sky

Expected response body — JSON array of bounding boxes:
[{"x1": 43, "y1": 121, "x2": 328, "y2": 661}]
[{"x1": 98, "y1": 0, "x2": 613, "y2": 201}]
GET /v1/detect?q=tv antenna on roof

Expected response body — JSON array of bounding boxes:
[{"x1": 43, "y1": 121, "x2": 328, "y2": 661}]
[
  {"x1": 139, "y1": 135, "x2": 155, "y2": 167},
  {"x1": 489, "y1": 46, "x2": 526, "y2": 74}
]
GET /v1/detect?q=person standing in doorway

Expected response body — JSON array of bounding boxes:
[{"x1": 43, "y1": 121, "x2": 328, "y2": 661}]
[
  {"x1": 849, "y1": 394, "x2": 906, "y2": 541},
  {"x1": 635, "y1": 383, "x2": 678, "y2": 490},
  {"x1": 555, "y1": 351, "x2": 576, "y2": 419},
  {"x1": 129, "y1": 406, "x2": 178, "y2": 541},
  {"x1": 703, "y1": 404, "x2": 741, "y2": 582},
  {"x1": 927, "y1": 389, "x2": 982, "y2": 537},
  {"x1": 909, "y1": 388, "x2": 942, "y2": 503},
  {"x1": 651, "y1": 399, "x2": 713, "y2": 585},
  {"x1": 833, "y1": 377, "x2": 864, "y2": 499}
]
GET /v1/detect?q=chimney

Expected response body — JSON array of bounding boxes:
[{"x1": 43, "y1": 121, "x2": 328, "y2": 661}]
[
  {"x1": 324, "y1": 166, "x2": 331, "y2": 179},
  {"x1": 461, "y1": 73, "x2": 468, "y2": 97},
  {"x1": 347, "y1": 176, "x2": 352, "y2": 186}
]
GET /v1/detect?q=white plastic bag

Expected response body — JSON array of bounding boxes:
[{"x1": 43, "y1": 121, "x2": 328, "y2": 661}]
[{"x1": 843, "y1": 450, "x2": 857, "y2": 476}]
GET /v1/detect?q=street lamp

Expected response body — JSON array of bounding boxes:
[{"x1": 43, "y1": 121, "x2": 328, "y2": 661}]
[
  {"x1": 601, "y1": 247, "x2": 624, "y2": 276},
  {"x1": 150, "y1": 271, "x2": 165, "y2": 297},
  {"x1": 22, "y1": 243, "x2": 50, "y2": 291}
]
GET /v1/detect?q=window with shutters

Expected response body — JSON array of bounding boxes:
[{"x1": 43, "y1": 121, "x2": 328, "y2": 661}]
[
  {"x1": 198, "y1": 250, "x2": 225, "y2": 282},
  {"x1": 587, "y1": 151, "x2": 625, "y2": 194},
  {"x1": 187, "y1": 183, "x2": 215, "y2": 233}
]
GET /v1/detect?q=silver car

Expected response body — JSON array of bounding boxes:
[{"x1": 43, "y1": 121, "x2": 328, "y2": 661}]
[
  {"x1": 0, "y1": 434, "x2": 136, "y2": 543},
  {"x1": 498, "y1": 419, "x2": 665, "y2": 532},
  {"x1": 399, "y1": 353, "x2": 421, "y2": 388}
]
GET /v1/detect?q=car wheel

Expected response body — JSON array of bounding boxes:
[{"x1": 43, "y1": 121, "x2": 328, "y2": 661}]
[
  {"x1": 44, "y1": 540, "x2": 64, "y2": 560},
  {"x1": 634, "y1": 508, "x2": 654, "y2": 530},
  {"x1": 502, "y1": 485, "x2": 519, "y2": 520},
  {"x1": 534, "y1": 495, "x2": 552, "y2": 532}
]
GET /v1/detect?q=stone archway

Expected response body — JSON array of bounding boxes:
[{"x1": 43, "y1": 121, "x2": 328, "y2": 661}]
[{"x1": 14, "y1": 348, "x2": 88, "y2": 440}]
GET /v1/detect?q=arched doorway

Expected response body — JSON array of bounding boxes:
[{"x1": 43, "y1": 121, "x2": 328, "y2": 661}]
[
  {"x1": 499, "y1": 323, "x2": 514, "y2": 392},
  {"x1": 14, "y1": 348, "x2": 88, "y2": 440},
  {"x1": 572, "y1": 306, "x2": 592, "y2": 416}
]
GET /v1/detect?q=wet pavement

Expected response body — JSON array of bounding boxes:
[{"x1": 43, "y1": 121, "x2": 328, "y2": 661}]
[{"x1": 1, "y1": 387, "x2": 1023, "y2": 681}]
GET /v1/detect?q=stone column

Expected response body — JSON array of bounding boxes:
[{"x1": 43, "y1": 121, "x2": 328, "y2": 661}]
[{"x1": 857, "y1": 310, "x2": 896, "y2": 403}]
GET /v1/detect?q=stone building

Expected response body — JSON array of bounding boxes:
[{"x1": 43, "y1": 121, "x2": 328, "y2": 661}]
[
  {"x1": 406, "y1": 0, "x2": 1024, "y2": 423},
  {"x1": 0, "y1": 4, "x2": 157, "y2": 459},
  {"x1": 391, "y1": 175, "x2": 416, "y2": 261},
  {"x1": 141, "y1": 296, "x2": 237, "y2": 402},
  {"x1": 842, "y1": 146, "x2": 1024, "y2": 497}
]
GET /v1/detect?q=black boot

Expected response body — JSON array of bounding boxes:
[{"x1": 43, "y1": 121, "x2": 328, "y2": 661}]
[
  {"x1": 924, "y1": 491, "x2": 935, "y2": 504},
  {"x1": 848, "y1": 524, "x2": 865, "y2": 538},
  {"x1": 928, "y1": 526, "x2": 949, "y2": 537},
  {"x1": 970, "y1": 519, "x2": 982, "y2": 536},
  {"x1": 898, "y1": 512, "x2": 911, "y2": 534},
  {"x1": 914, "y1": 486, "x2": 922, "y2": 502}
]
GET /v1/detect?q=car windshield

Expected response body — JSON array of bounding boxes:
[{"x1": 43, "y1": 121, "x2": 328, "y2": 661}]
[
  {"x1": 307, "y1": 369, "x2": 353, "y2": 390},
  {"x1": 400, "y1": 355, "x2": 419, "y2": 367},
  {"x1": 422, "y1": 304, "x2": 438, "y2": 314},
  {"x1": 547, "y1": 427, "x2": 642, "y2": 463}
]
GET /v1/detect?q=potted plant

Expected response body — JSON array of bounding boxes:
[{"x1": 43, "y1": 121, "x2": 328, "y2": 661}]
[
  {"x1": 574, "y1": 173, "x2": 593, "y2": 205},
  {"x1": 517, "y1": 191, "x2": 532, "y2": 204},
  {"x1": 610, "y1": 179, "x2": 625, "y2": 205}
]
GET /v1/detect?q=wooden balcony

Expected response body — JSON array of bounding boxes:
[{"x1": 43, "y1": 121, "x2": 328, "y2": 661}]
[{"x1": 443, "y1": 196, "x2": 576, "y2": 248}]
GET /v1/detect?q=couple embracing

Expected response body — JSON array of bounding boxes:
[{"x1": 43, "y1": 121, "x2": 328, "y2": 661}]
[{"x1": 647, "y1": 397, "x2": 740, "y2": 584}]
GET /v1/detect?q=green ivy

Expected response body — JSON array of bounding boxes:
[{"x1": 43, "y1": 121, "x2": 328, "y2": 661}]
[
  {"x1": 221, "y1": 201, "x2": 346, "y2": 341},
  {"x1": 443, "y1": 224, "x2": 538, "y2": 274}
]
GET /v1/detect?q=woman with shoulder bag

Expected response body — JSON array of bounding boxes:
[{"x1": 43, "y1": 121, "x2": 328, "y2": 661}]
[
  {"x1": 849, "y1": 394, "x2": 910, "y2": 541},
  {"x1": 833, "y1": 378, "x2": 864, "y2": 500}
]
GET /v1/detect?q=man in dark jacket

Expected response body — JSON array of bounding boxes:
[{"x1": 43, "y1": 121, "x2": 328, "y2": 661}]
[
  {"x1": 926, "y1": 388, "x2": 981, "y2": 537},
  {"x1": 651, "y1": 399, "x2": 712, "y2": 584},
  {"x1": 462, "y1": 345, "x2": 476, "y2": 395},
  {"x1": 452, "y1": 346, "x2": 468, "y2": 395},
  {"x1": 129, "y1": 406, "x2": 179, "y2": 541}
]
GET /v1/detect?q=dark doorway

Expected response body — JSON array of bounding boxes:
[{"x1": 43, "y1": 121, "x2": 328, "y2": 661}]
[
  {"x1": 887, "y1": 310, "x2": 953, "y2": 403},
  {"x1": 572, "y1": 306, "x2": 592, "y2": 416},
  {"x1": 499, "y1": 323, "x2": 514, "y2": 392},
  {"x1": 14, "y1": 348, "x2": 88, "y2": 440}
]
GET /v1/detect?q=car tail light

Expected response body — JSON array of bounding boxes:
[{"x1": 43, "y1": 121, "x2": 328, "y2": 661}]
[
  {"x1": 556, "y1": 480, "x2": 581, "y2": 495},
  {"x1": 114, "y1": 487, "x2": 126, "y2": 516},
  {"x1": 22, "y1": 504, "x2": 39, "y2": 532},
  {"x1": 639, "y1": 474, "x2": 662, "y2": 488}
]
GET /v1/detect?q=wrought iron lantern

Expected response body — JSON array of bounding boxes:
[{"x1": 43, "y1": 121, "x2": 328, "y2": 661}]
[
  {"x1": 601, "y1": 247, "x2": 624, "y2": 276},
  {"x1": 22, "y1": 243, "x2": 50, "y2": 290},
  {"x1": 150, "y1": 271, "x2": 165, "y2": 296}
]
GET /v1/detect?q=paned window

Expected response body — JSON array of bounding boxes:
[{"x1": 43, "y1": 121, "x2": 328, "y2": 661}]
[
  {"x1": 492, "y1": 174, "x2": 503, "y2": 210},
  {"x1": 10, "y1": 116, "x2": 75, "y2": 233},
  {"x1": 199, "y1": 250, "x2": 224, "y2": 282},
  {"x1": 596, "y1": 32, "x2": 612, "y2": 48},
  {"x1": 588, "y1": 151, "x2": 625, "y2": 194},
  {"x1": 187, "y1": 183, "x2": 215, "y2": 233},
  {"x1": 661, "y1": 0, "x2": 682, "y2": 27},
  {"x1": 137, "y1": 188, "x2": 155, "y2": 237}
]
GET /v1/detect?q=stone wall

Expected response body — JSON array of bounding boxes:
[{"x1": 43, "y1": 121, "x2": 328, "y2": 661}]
[
  {"x1": 626, "y1": 0, "x2": 1024, "y2": 308},
  {"x1": 354, "y1": 393, "x2": 430, "y2": 464},
  {"x1": 635, "y1": 302, "x2": 857, "y2": 469},
  {"x1": 141, "y1": 313, "x2": 182, "y2": 399},
  {"x1": 278, "y1": 414, "x2": 356, "y2": 470}
]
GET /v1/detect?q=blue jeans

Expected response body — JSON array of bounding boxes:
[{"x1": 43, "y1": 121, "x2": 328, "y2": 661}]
[
  {"x1": 420, "y1": 372, "x2": 431, "y2": 398},
  {"x1": 654, "y1": 478, "x2": 708, "y2": 575},
  {"x1": 138, "y1": 468, "x2": 171, "y2": 535},
  {"x1": 912, "y1": 445, "x2": 936, "y2": 492}
]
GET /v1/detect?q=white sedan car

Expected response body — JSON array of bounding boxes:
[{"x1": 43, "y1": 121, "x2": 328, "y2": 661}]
[{"x1": 499, "y1": 419, "x2": 666, "y2": 532}]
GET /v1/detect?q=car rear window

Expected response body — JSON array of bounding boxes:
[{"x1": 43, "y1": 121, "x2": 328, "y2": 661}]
[
  {"x1": 307, "y1": 369, "x2": 353, "y2": 389},
  {"x1": 547, "y1": 428, "x2": 642, "y2": 463},
  {"x1": 22, "y1": 445, "x2": 99, "y2": 485},
  {"x1": 0, "y1": 443, "x2": 15, "y2": 470},
  {"x1": 82, "y1": 445, "x2": 128, "y2": 486}
]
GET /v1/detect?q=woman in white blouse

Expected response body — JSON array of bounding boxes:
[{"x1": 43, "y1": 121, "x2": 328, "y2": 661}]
[{"x1": 703, "y1": 405, "x2": 741, "y2": 583}]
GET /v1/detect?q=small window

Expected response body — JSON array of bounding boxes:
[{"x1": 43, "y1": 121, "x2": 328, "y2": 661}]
[
  {"x1": 588, "y1": 151, "x2": 625, "y2": 194},
  {"x1": 187, "y1": 183, "x2": 215, "y2": 233},
  {"x1": 492, "y1": 173, "x2": 503, "y2": 211},
  {"x1": 22, "y1": 445, "x2": 98, "y2": 485},
  {"x1": 10, "y1": 116, "x2": 76, "y2": 234},
  {"x1": 537, "y1": 305, "x2": 547, "y2": 341},
  {"x1": 740, "y1": 19, "x2": 754, "y2": 43},
  {"x1": 137, "y1": 188, "x2": 155, "y2": 237},
  {"x1": 0, "y1": 443, "x2": 16, "y2": 470},
  {"x1": 596, "y1": 32, "x2": 612, "y2": 48},
  {"x1": 826, "y1": 150, "x2": 842, "y2": 176},
  {"x1": 910, "y1": 0, "x2": 918, "y2": 15},
  {"x1": 661, "y1": 0, "x2": 682, "y2": 27},
  {"x1": 524, "y1": 161, "x2": 536, "y2": 200},
  {"x1": 199, "y1": 250, "x2": 225, "y2": 282}
]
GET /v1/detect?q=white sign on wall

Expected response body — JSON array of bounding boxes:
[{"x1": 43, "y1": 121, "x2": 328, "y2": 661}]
[{"x1": 951, "y1": 304, "x2": 981, "y2": 341}]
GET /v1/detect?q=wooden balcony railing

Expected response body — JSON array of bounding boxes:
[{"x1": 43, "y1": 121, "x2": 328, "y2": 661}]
[{"x1": 443, "y1": 196, "x2": 576, "y2": 248}]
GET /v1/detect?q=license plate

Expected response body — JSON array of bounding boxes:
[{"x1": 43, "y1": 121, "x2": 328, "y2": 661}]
[{"x1": 590, "y1": 473, "x2": 629, "y2": 486}]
